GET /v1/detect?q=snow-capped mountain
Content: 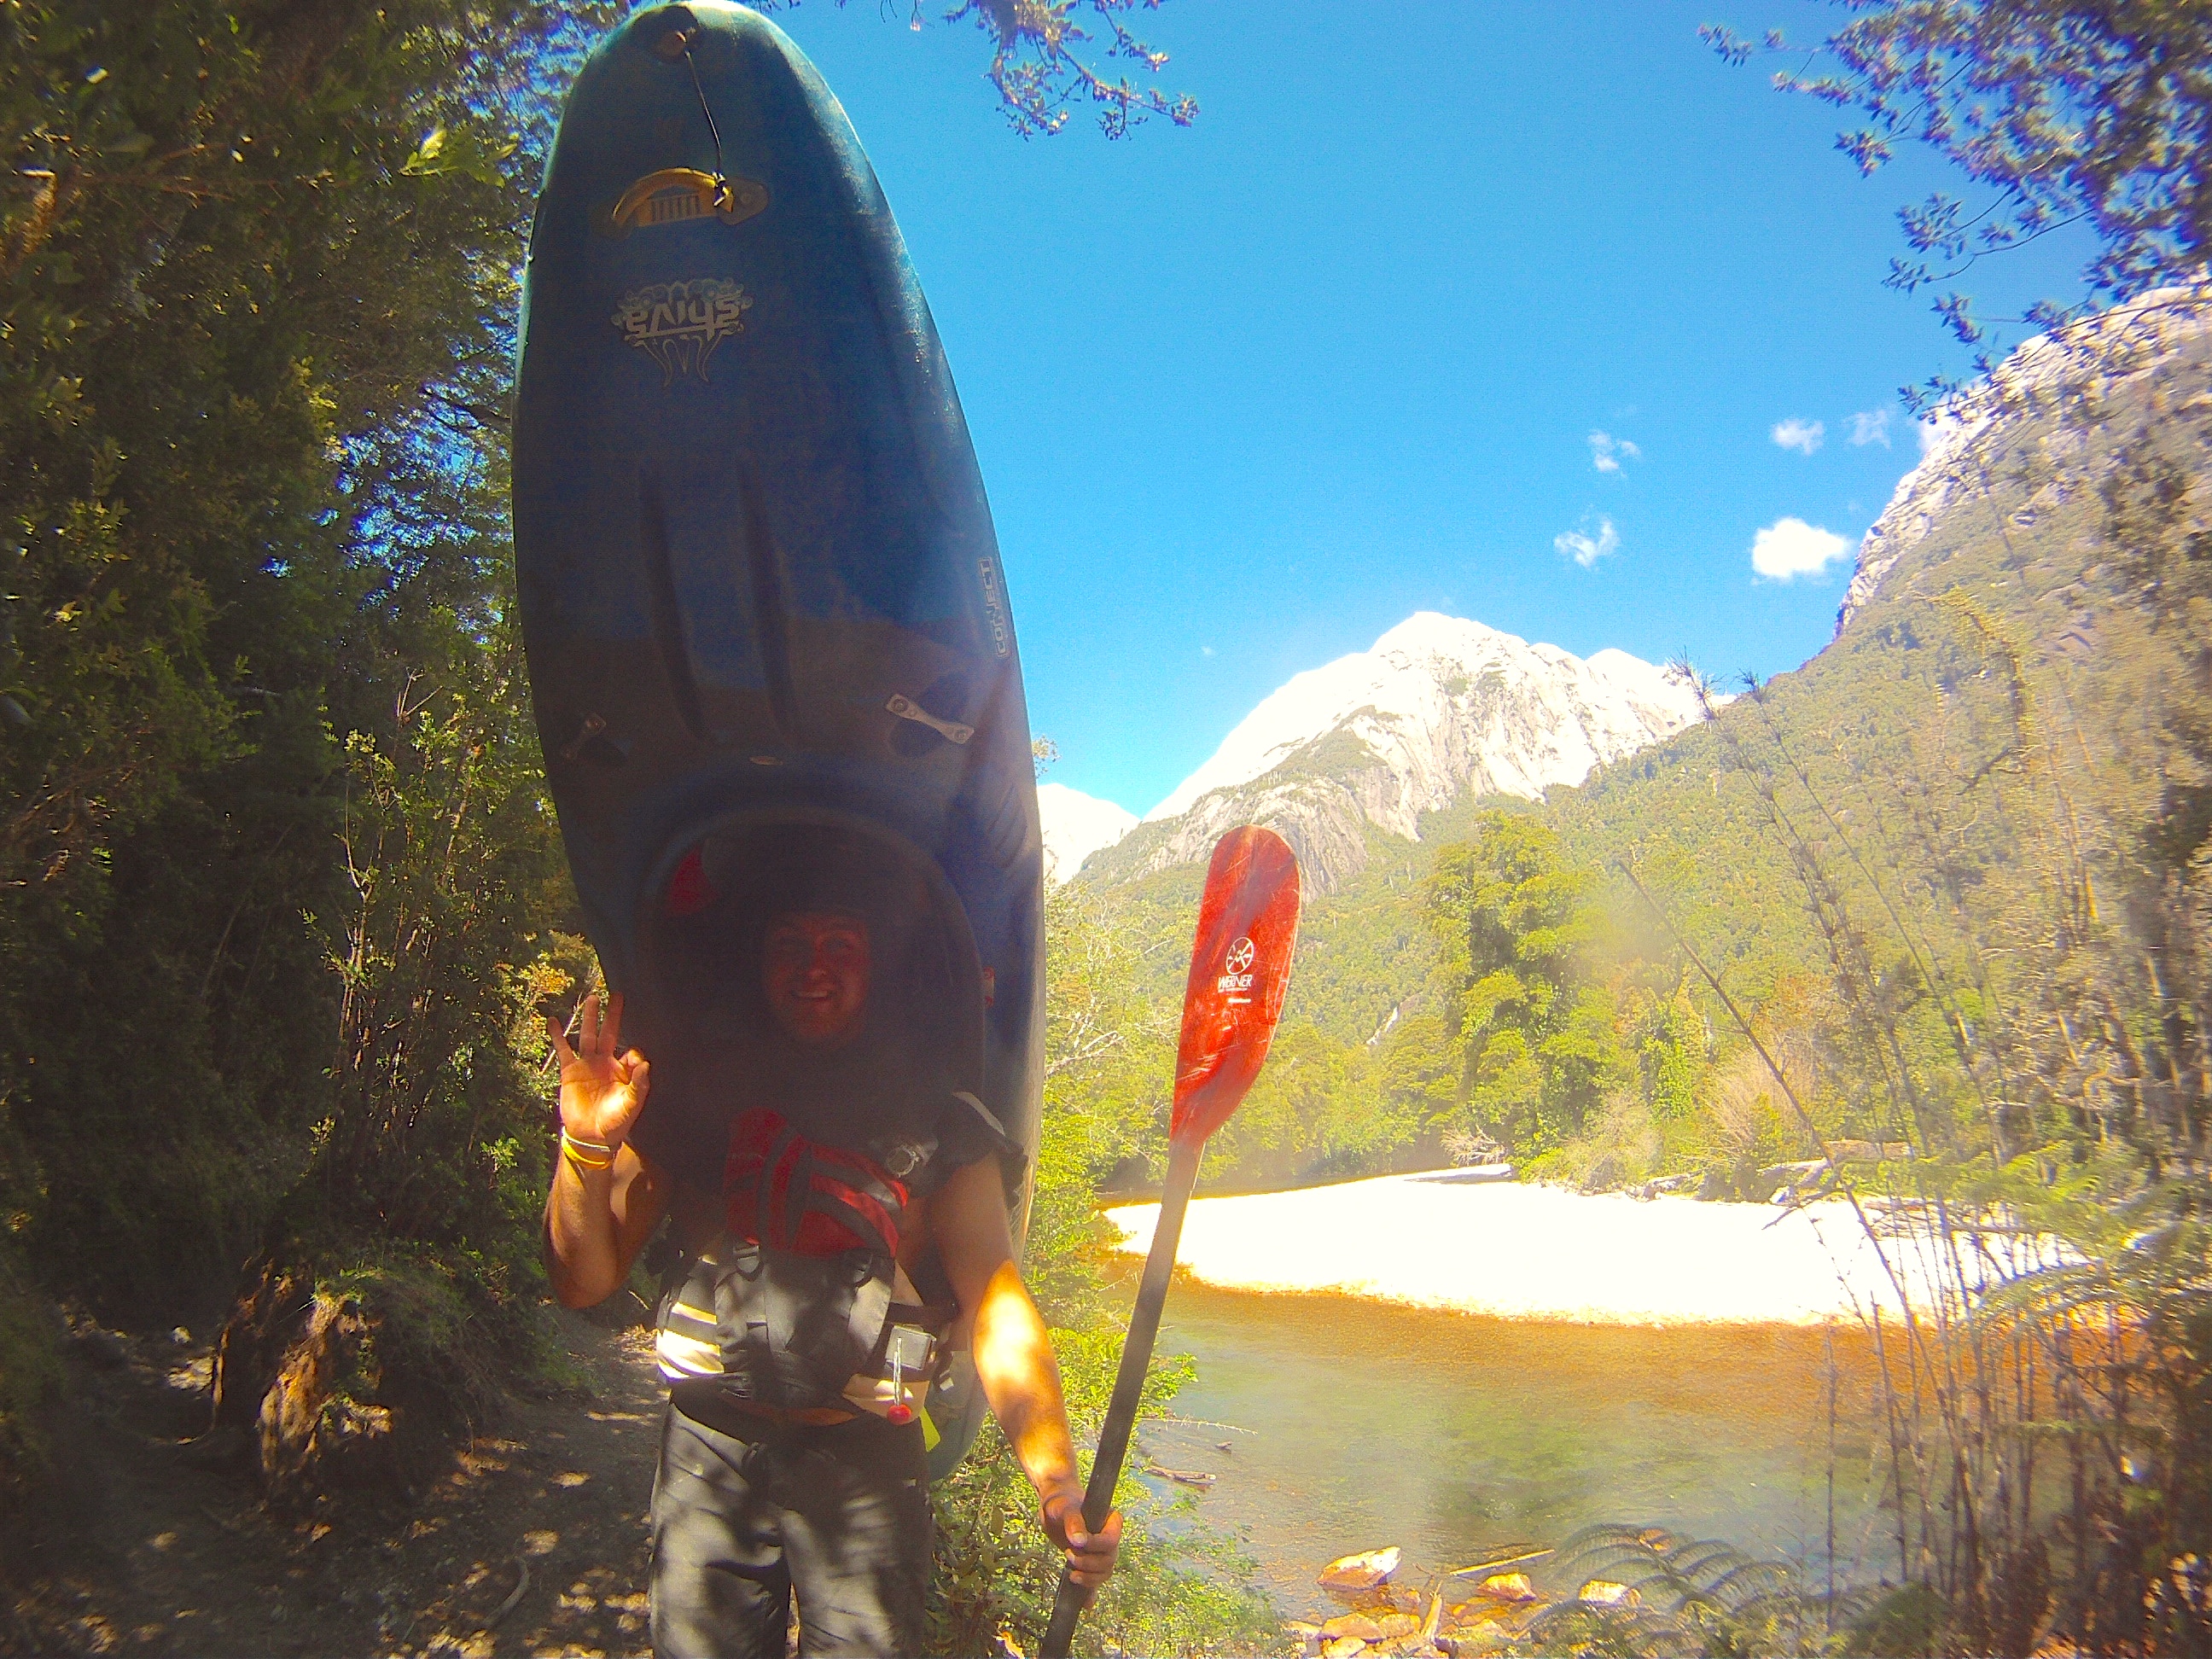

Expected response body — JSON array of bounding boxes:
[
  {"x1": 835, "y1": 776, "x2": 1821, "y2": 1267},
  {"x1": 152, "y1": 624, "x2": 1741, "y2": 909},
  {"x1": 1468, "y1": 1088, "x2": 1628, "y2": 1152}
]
[
  {"x1": 1091, "y1": 611, "x2": 1710, "y2": 891},
  {"x1": 1037, "y1": 783, "x2": 1138, "y2": 884}
]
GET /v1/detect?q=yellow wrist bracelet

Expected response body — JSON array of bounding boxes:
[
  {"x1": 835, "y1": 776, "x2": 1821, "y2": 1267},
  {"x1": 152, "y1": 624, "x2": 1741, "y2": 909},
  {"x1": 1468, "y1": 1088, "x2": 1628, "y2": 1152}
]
[{"x1": 561, "y1": 1131, "x2": 614, "y2": 1172}]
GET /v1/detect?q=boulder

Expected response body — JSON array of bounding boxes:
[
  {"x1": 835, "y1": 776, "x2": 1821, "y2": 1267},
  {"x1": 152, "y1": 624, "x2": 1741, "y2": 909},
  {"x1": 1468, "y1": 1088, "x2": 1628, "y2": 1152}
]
[
  {"x1": 1578, "y1": 1580, "x2": 1640, "y2": 1608},
  {"x1": 1319, "y1": 1547, "x2": 1401, "y2": 1594},
  {"x1": 1324, "y1": 1639, "x2": 1370, "y2": 1659},
  {"x1": 1321, "y1": 1613, "x2": 1384, "y2": 1642},
  {"x1": 1476, "y1": 1573, "x2": 1537, "y2": 1603},
  {"x1": 1374, "y1": 1612, "x2": 1420, "y2": 1640},
  {"x1": 256, "y1": 1291, "x2": 395, "y2": 1504},
  {"x1": 211, "y1": 1260, "x2": 314, "y2": 1431}
]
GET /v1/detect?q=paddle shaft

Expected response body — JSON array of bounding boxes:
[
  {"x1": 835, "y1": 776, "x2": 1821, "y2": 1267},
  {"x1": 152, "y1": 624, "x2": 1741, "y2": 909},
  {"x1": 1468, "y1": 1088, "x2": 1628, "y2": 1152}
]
[{"x1": 1036, "y1": 1136, "x2": 1202, "y2": 1659}]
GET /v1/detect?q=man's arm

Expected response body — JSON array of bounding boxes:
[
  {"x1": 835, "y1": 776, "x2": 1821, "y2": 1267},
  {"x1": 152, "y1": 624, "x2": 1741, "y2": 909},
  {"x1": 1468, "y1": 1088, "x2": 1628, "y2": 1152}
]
[
  {"x1": 544, "y1": 1142, "x2": 670, "y2": 1307},
  {"x1": 542, "y1": 993, "x2": 672, "y2": 1307},
  {"x1": 932, "y1": 1155, "x2": 1122, "y2": 1590}
]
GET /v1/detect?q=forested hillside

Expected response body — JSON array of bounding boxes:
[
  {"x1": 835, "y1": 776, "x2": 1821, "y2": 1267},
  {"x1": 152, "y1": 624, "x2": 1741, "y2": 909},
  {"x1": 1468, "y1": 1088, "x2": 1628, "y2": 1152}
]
[
  {"x1": 1074, "y1": 298, "x2": 2212, "y2": 1196},
  {"x1": 1054, "y1": 290, "x2": 2212, "y2": 1648}
]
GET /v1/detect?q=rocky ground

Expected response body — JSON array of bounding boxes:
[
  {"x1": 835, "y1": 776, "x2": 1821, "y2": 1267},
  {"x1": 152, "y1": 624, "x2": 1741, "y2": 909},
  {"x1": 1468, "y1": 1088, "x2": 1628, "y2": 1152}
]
[
  {"x1": 1284, "y1": 1550, "x2": 1559, "y2": 1659},
  {"x1": 3, "y1": 1310, "x2": 665, "y2": 1658}
]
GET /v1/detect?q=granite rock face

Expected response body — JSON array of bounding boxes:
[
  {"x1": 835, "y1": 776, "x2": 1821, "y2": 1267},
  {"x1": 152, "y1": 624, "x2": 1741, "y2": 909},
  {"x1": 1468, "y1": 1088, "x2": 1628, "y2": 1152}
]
[{"x1": 1837, "y1": 288, "x2": 2212, "y2": 637}]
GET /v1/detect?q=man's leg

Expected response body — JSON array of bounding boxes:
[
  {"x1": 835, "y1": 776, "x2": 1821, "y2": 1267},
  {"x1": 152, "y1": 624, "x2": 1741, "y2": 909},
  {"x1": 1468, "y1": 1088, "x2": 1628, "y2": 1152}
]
[
  {"x1": 649, "y1": 1406, "x2": 794, "y2": 1659},
  {"x1": 772, "y1": 1417, "x2": 932, "y2": 1658}
]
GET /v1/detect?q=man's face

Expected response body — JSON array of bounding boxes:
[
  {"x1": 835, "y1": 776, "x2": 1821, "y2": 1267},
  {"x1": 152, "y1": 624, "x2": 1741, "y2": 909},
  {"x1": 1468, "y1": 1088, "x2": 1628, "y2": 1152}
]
[{"x1": 762, "y1": 911, "x2": 871, "y2": 1045}]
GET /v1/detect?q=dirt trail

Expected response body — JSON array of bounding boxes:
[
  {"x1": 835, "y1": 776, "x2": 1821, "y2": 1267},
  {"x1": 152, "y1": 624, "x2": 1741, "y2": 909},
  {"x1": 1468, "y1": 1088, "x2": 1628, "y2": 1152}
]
[{"x1": 6, "y1": 1309, "x2": 668, "y2": 1658}]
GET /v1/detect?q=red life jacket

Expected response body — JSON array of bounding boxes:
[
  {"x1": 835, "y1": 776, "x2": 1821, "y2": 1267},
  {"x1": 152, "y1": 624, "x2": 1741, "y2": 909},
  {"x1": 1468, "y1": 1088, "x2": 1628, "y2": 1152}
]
[
  {"x1": 657, "y1": 1107, "x2": 947, "y2": 1417},
  {"x1": 721, "y1": 1107, "x2": 908, "y2": 1260}
]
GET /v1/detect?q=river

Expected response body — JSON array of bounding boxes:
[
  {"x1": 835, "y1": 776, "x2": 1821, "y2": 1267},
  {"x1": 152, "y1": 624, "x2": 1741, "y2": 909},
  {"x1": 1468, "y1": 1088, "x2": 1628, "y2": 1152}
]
[
  {"x1": 1102, "y1": 1174, "x2": 1906, "y2": 1618},
  {"x1": 1128, "y1": 1284, "x2": 1888, "y2": 1618}
]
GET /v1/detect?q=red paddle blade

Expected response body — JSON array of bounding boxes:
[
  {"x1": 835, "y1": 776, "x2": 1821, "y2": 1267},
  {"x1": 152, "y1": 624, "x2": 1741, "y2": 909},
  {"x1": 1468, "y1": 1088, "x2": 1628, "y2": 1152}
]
[{"x1": 1170, "y1": 827, "x2": 1302, "y2": 1149}]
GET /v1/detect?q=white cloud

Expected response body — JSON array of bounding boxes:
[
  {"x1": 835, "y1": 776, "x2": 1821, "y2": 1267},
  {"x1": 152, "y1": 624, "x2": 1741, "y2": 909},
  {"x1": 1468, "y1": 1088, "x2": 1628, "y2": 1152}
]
[
  {"x1": 1554, "y1": 513, "x2": 1620, "y2": 568},
  {"x1": 1847, "y1": 409, "x2": 1891, "y2": 448},
  {"x1": 1751, "y1": 516, "x2": 1854, "y2": 580},
  {"x1": 1588, "y1": 430, "x2": 1642, "y2": 474},
  {"x1": 1771, "y1": 416, "x2": 1825, "y2": 455},
  {"x1": 1200, "y1": 644, "x2": 1215, "y2": 657}
]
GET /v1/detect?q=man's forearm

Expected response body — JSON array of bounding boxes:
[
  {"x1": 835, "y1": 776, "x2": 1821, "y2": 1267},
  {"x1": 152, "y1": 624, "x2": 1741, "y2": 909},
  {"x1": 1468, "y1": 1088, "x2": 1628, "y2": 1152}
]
[
  {"x1": 970, "y1": 1260, "x2": 1081, "y2": 1494},
  {"x1": 544, "y1": 1153, "x2": 625, "y2": 1307}
]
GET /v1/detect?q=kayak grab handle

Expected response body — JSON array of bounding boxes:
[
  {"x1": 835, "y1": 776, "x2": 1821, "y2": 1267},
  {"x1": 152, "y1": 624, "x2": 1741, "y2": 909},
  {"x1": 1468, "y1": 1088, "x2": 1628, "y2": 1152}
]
[{"x1": 886, "y1": 694, "x2": 973, "y2": 746}]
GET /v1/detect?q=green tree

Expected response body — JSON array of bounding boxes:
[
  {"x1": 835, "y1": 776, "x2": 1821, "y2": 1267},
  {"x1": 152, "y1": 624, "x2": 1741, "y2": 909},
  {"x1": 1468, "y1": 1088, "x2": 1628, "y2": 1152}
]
[
  {"x1": 0, "y1": 0, "x2": 590, "y2": 1316},
  {"x1": 1208, "y1": 1021, "x2": 1417, "y2": 1185},
  {"x1": 1426, "y1": 812, "x2": 1629, "y2": 1155}
]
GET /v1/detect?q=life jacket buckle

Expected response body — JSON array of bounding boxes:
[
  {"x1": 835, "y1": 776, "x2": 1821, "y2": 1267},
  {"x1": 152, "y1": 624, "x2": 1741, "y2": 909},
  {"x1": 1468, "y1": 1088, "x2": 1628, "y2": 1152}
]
[{"x1": 883, "y1": 1323, "x2": 934, "y2": 1424}]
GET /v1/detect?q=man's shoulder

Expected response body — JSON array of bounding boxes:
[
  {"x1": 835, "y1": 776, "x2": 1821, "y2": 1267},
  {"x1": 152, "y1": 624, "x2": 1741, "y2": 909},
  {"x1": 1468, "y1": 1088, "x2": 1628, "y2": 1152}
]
[{"x1": 858, "y1": 1086, "x2": 1013, "y2": 1192}]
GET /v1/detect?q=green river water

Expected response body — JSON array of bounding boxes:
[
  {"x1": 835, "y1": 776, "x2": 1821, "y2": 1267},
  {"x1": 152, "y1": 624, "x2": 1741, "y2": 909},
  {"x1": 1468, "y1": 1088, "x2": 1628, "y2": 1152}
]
[{"x1": 1124, "y1": 1282, "x2": 1891, "y2": 1619}]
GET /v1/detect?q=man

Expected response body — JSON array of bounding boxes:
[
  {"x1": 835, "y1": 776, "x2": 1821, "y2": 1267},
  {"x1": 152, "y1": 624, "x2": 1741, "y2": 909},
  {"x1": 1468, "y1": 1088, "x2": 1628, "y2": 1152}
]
[{"x1": 543, "y1": 864, "x2": 1119, "y2": 1657}]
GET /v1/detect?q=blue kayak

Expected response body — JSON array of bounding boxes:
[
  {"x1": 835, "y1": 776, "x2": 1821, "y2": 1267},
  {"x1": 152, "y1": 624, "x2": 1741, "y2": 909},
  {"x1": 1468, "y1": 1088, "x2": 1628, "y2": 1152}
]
[{"x1": 514, "y1": 0, "x2": 1043, "y2": 1475}]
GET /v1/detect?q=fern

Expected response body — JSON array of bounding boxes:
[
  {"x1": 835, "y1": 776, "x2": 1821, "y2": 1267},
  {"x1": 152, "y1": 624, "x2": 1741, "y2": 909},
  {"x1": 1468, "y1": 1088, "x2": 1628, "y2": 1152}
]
[{"x1": 1511, "y1": 1524, "x2": 1879, "y2": 1658}]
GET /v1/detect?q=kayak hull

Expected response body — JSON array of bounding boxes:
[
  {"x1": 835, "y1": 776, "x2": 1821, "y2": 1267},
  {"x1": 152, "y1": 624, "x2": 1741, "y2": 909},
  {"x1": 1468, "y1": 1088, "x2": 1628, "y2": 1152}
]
[{"x1": 515, "y1": 0, "x2": 1043, "y2": 1476}]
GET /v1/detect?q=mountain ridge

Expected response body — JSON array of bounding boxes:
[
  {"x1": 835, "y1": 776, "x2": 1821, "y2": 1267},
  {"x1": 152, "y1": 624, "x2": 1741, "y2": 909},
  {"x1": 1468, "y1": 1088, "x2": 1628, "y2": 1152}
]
[{"x1": 1076, "y1": 611, "x2": 1709, "y2": 891}]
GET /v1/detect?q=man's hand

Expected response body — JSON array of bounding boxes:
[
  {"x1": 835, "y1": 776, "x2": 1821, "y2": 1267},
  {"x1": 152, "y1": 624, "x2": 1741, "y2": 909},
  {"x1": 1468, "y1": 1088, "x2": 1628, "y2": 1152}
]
[
  {"x1": 1039, "y1": 1484, "x2": 1122, "y2": 1590},
  {"x1": 548, "y1": 992, "x2": 651, "y2": 1149},
  {"x1": 542, "y1": 992, "x2": 668, "y2": 1308}
]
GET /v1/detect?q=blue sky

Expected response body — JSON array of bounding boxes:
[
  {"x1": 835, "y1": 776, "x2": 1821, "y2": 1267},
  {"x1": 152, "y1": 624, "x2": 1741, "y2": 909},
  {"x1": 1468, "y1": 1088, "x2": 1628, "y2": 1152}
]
[{"x1": 763, "y1": 1, "x2": 2090, "y2": 816}]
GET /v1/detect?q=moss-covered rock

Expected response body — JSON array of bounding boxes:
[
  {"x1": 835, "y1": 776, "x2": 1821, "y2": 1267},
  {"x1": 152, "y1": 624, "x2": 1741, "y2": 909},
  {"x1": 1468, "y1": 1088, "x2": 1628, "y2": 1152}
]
[{"x1": 212, "y1": 1243, "x2": 555, "y2": 1507}]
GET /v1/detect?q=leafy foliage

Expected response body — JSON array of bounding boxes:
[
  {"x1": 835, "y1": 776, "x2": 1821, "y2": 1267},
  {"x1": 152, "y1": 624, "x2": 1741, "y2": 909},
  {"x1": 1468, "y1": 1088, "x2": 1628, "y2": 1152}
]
[
  {"x1": 943, "y1": 0, "x2": 1197, "y2": 138},
  {"x1": 1511, "y1": 1523, "x2": 1876, "y2": 1658},
  {"x1": 0, "y1": 0, "x2": 601, "y2": 1321},
  {"x1": 1702, "y1": 2, "x2": 2211, "y2": 384},
  {"x1": 928, "y1": 870, "x2": 1278, "y2": 1656},
  {"x1": 1426, "y1": 813, "x2": 1631, "y2": 1155},
  {"x1": 749, "y1": 0, "x2": 1197, "y2": 138}
]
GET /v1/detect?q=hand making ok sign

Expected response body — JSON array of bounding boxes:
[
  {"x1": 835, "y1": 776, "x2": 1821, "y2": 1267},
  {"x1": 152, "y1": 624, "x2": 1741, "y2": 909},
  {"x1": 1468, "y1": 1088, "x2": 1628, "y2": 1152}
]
[{"x1": 547, "y1": 992, "x2": 652, "y2": 1152}]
